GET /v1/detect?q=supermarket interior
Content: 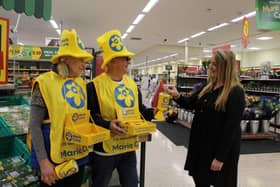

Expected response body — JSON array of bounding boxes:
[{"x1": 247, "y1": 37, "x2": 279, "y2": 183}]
[{"x1": 0, "y1": 0, "x2": 280, "y2": 187}]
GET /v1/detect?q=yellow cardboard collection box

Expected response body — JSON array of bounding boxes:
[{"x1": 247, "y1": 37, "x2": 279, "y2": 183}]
[
  {"x1": 64, "y1": 111, "x2": 110, "y2": 146},
  {"x1": 120, "y1": 119, "x2": 156, "y2": 136}
]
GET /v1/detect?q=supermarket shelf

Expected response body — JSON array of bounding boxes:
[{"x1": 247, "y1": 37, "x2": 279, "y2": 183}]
[
  {"x1": 245, "y1": 89, "x2": 280, "y2": 95},
  {"x1": 0, "y1": 84, "x2": 16, "y2": 90},
  {"x1": 175, "y1": 119, "x2": 279, "y2": 140},
  {"x1": 241, "y1": 132, "x2": 278, "y2": 140},
  {"x1": 175, "y1": 119, "x2": 192, "y2": 129}
]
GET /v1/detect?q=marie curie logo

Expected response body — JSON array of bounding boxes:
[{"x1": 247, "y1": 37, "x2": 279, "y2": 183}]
[
  {"x1": 62, "y1": 80, "x2": 85, "y2": 108},
  {"x1": 109, "y1": 34, "x2": 124, "y2": 52},
  {"x1": 114, "y1": 84, "x2": 135, "y2": 108},
  {"x1": 77, "y1": 37, "x2": 85, "y2": 50}
]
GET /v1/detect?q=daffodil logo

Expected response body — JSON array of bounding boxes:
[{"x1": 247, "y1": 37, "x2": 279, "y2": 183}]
[
  {"x1": 115, "y1": 84, "x2": 135, "y2": 108},
  {"x1": 77, "y1": 37, "x2": 85, "y2": 50},
  {"x1": 109, "y1": 34, "x2": 124, "y2": 52},
  {"x1": 62, "y1": 80, "x2": 85, "y2": 109}
]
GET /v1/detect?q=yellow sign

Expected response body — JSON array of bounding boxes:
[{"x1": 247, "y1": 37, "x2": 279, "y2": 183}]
[{"x1": 0, "y1": 17, "x2": 9, "y2": 84}]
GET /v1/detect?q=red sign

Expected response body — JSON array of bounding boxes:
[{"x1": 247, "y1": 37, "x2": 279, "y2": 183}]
[
  {"x1": 212, "y1": 44, "x2": 231, "y2": 52},
  {"x1": 0, "y1": 17, "x2": 9, "y2": 84},
  {"x1": 242, "y1": 17, "x2": 249, "y2": 48}
]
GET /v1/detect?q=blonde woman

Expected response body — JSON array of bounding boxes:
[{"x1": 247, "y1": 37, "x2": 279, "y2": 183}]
[{"x1": 167, "y1": 50, "x2": 245, "y2": 187}]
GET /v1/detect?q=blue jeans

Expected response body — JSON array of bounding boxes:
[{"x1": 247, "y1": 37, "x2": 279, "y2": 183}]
[{"x1": 91, "y1": 151, "x2": 138, "y2": 187}]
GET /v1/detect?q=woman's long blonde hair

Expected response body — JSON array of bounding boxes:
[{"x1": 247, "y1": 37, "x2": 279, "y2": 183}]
[{"x1": 199, "y1": 50, "x2": 242, "y2": 111}]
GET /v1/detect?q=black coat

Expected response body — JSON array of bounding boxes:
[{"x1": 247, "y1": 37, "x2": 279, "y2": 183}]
[{"x1": 175, "y1": 85, "x2": 245, "y2": 187}]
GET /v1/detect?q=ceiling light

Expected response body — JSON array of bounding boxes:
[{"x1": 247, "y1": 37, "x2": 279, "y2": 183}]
[
  {"x1": 17, "y1": 42, "x2": 24, "y2": 45},
  {"x1": 126, "y1": 25, "x2": 135, "y2": 33},
  {"x1": 207, "y1": 23, "x2": 229, "y2": 31},
  {"x1": 56, "y1": 29, "x2": 61, "y2": 35},
  {"x1": 190, "y1": 57, "x2": 199, "y2": 60},
  {"x1": 248, "y1": 47, "x2": 260, "y2": 50},
  {"x1": 121, "y1": 33, "x2": 128, "y2": 39},
  {"x1": 177, "y1": 37, "x2": 189, "y2": 43},
  {"x1": 257, "y1": 36, "x2": 273, "y2": 40},
  {"x1": 190, "y1": 31, "x2": 206, "y2": 38},
  {"x1": 142, "y1": 0, "x2": 159, "y2": 13},
  {"x1": 231, "y1": 11, "x2": 256, "y2": 22},
  {"x1": 133, "y1": 14, "x2": 145, "y2": 25},
  {"x1": 203, "y1": 49, "x2": 211, "y2": 53},
  {"x1": 49, "y1": 19, "x2": 59, "y2": 29},
  {"x1": 231, "y1": 44, "x2": 236, "y2": 48}
]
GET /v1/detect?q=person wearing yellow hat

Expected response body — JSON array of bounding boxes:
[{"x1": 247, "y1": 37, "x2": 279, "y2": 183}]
[
  {"x1": 87, "y1": 29, "x2": 155, "y2": 187},
  {"x1": 29, "y1": 29, "x2": 93, "y2": 186}
]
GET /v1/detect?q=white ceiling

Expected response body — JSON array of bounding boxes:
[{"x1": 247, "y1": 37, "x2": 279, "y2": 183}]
[{"x1": 1, "y1": 0, "x2": 280, "y2": 67}]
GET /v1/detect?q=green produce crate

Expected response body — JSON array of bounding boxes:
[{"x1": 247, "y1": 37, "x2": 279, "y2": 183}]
[
  {"x1": 0, "y1": 116, "x2": 14, "y2": 137},
  {"x1": 0, "y1": 96, "x2": 29, "y2": 107},
  {"x1": 0, "y1": 117, "x2": 30, "y2": 164}
]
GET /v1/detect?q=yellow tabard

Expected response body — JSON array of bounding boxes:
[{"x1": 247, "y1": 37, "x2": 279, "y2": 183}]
[
  {"x1": 35, "y1": 71, "x2": 93, "y2": 164},
  {"x1": 93, "y1": 73, "x2": 139, "y2": 153}
]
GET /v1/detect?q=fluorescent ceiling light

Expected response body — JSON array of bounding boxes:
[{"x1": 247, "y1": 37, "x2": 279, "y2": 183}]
[
  {"x1": 121, "y1": 33, "x2": 128, "y2": 39},
  {"x1": 177, "y1": 37, "x2": 189, "y2": 43},
  {"x1": 142, "y1": 0, "x2": 159, "y2": 13},
  {"x1": 231, "y1": 11, "x2": 256, "y2": 22},
  {"x1": 56, "y1": 29, "x2": 61, "y2": 35},
  {"x1": 230, "y1": 44, "x2": 236, "y2": 48},
  {"x1": 203, "y1": 49, "x2": 211, "y2": 53},
  {"x1": 207, "y1": 23, "x2": 229, "y2": 31},
  {"x1": 49, "y1": 19, "x2": 59, "y2": 29},
  {"x1": 190, "y1": 57, "x2": 199, "y2": 60},
  {"x1": 257, "y1": 36, "x2": 273, "y2": 40},
  {"x1": 248, "y1": 47, "x2": 260, "y2": 50},
  {"x1": 190, "y1": 31, "x2": 206, "y2": 38},
  {"x1": 126, "y1": 25, "x2": 135, "y2": 33},
  {"x1": 169, "y1": 53, "x2": 178, "y2": 57},
  {"x1": 133, "y1": 14, "x2": 145, "y2": 25},
  {"x1": 17, "y1": 42, "x2": 24, "y2": 45}
]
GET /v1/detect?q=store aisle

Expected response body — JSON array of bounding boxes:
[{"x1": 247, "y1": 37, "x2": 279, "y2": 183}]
[{"x1": 137, "y1": 129, "x2": 280, "y2": 187}]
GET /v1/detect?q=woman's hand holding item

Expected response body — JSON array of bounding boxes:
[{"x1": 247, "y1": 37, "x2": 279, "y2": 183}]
[
  {"x1": 39, "y1": 159, "x2": 57, "y2": 186},
  {"x1": 110, "y1": 119, "x2": 126, "y2": 136},
  {"x1": 166, "y1": 85, "x2": 180, "y2": 99},
  {"x1": 210, "y1": 158, "x2": 224, "y2": 171}
]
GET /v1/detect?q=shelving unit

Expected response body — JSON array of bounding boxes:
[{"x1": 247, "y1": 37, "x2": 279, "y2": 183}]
[
  {"x1": 175, "y1": 69, "x2": 280, "y2": 140},
  {"x1": 8, "y1": 60, "x2": 52, "y2": 95}
]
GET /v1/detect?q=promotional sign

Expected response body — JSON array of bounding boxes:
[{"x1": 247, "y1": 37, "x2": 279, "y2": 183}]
[
  {"x1": 242, "y1": 17, "x2": 249, "y2": 48},
  {"x1": 0, "y1": 17, "x2": 9, "y2": 84},
  {"x1": 9, "y1": 45, "x2": 58, "y2": 60},
  {"x1": 256, "y1": 0, "x2": 280, "y2": 30},
  {"x1": 212, "y1": 44, "x2": 231, "y2": 52}
]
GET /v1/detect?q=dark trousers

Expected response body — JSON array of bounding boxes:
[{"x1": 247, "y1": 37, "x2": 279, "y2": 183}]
[
  {"x1": 193, "y1": 176, "x2": 210, "y2": 187},
  {"x1": 40, "y1": 165, "x2": 85, "y2": 187},
  {"x1": 91, "y1": 151, "x2": 138, "y2": 187}
]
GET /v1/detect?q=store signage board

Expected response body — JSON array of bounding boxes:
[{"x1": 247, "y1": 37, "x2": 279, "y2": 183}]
[
  {"x1": 0, "y1": 17, "x2": 9, "y2": 84},
  {"x1": 256, "y1": 0, "x2": 280, "y2": 30},
  {"x1": 212, "y1": 44, "x2": 231, "y2": 52},
  {"x1": 242, "y1": 17, "x2": 249, "y2": 48},
  {"x1": 165, "y1": 64, "x2": 172, "y2": 71},
  {"x1": 9, "y1": 45, "x2": 58, "y2": 60}
]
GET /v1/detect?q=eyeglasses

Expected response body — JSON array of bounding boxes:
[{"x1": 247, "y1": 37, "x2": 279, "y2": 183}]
[{"x1": 111, "y1": 57, "x2": 131, "y2": 63}]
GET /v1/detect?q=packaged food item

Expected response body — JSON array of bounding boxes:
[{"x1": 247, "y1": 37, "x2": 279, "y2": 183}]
[
  {"x1": 55, "y1": 160, "x2": 79, "y2": 179},
  {"x1": 0, "y1": 156, "x2": 25, "y2": 170}
]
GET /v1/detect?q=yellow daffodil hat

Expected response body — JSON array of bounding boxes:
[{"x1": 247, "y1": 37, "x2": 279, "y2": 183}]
[
  {"x1": 51, "y1": 29, "x2": 93, "y2": 64},
  {"x1": 97, "y1": 29, "x2": 135, "y2": 69}
]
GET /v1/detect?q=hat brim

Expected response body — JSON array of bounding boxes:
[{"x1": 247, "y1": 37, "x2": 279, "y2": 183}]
[
  {"x1": 51, "y1": 51, "x2": 93, "y2": 64},
  {"x1": 101, "y1": 51, "x2": 135, "y2": 70}
]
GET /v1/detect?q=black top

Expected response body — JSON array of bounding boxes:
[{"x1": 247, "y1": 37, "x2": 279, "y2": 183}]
[
  {"x1": 86, "y1": 81, "x2": 154, "y2": 152},
  {"x1": 175, "y1": 85, "x2": 245, "y2": 186}
]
